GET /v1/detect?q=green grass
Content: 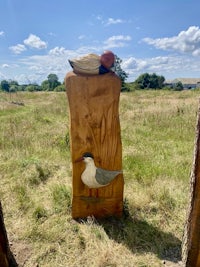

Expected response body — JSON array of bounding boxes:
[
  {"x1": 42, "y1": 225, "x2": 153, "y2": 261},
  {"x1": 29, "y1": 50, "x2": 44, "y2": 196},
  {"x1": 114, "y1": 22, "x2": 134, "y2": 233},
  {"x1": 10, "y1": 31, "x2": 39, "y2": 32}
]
[{"x1": 0, "y1": 90, "x2": 199, "y2": 266}]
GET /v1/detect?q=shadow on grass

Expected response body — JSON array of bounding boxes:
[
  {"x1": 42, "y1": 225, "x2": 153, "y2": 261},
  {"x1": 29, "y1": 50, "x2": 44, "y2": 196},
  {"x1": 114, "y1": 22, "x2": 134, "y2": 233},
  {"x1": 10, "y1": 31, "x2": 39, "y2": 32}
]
[{"x1": 96, "y1": 210, "x2": 182, "y2": 264}]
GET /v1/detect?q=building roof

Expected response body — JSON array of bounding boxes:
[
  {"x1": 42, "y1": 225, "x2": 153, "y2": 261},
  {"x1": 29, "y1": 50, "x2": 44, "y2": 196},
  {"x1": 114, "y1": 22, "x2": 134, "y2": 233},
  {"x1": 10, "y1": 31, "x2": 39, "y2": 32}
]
[{"x1": 167, "y1": 78, "x2": 200, "y2": 84}]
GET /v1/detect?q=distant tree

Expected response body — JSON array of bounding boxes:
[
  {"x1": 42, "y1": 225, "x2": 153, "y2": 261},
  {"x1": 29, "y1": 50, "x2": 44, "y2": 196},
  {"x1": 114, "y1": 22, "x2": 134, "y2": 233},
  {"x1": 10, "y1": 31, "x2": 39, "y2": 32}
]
[
  {"x1": 40, "y1": 74, "x2": 61, "y2": 91},
  {"x1": 0, "y1": 79, "x2": 21, "y2": 92},
  {"x1": 1, "y1": 80, "x2": 10, "y2": 92},
  {"x1": 9, "y1": 85, "x2": 18, "y2": 92},
  {"x1": 9, "y1": 80, "x2": 18, "y2": 87},
  {"x1": 25, "y1": 85, "x2": 35, "y2": 92},
  {"x1": 47, "y1": 73, "x2": 61, "y2": 90},
  {"x1": 149, "y1": 73, "x2": 165, "y2": 89},
  {"x1": 18, "y1": 84, "x2": 27, "y2": 91},
  {"x1": 54, "y1": 84, "x2": 65, "y2": 92},
  {"x1": 173, "y1": 81, "x2": 184, "y2": 91},
  {"x1": 157, "y1": 75, "x2": 165, "y2": 89},
  {"x1": 41, "y1": 80, "x2": 50, "y2": 91},
  {"x1": 8, "y1": 80, "x2": 19, "y2": 92},
  {"x1": 134, "y1": 73, "x2": 150, "y2": 89},
  {"x1": 134, "y1": 73, "x2": 165, "y2": 89},
  {"x1": 26, "y1": 84, "x2": 41, "y2": 92},
  {"x1": 114, "y1": 55, "x2": 129, "y2": 91}
]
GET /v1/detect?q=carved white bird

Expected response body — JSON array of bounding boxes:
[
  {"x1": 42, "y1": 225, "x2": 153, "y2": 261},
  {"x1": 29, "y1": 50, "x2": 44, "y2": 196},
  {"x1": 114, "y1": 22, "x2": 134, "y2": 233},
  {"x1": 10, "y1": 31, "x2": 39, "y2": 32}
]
[{"x1": 75, "y1": 152, "x2": 122, "y2": 189}]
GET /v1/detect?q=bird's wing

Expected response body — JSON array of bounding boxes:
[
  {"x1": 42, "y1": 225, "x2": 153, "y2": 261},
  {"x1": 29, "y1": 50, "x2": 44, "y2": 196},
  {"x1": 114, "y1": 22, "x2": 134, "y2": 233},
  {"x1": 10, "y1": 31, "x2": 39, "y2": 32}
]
[{"x1": 95, "y1": 168, "x2": 122, "y2": 185}]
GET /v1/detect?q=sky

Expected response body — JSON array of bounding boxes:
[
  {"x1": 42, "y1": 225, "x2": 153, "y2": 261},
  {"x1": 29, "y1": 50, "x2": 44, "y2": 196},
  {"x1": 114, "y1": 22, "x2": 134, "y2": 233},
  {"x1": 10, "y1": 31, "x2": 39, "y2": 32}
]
[{"x1": 0, "y1": 0, "x2": 200, "y2": 84}]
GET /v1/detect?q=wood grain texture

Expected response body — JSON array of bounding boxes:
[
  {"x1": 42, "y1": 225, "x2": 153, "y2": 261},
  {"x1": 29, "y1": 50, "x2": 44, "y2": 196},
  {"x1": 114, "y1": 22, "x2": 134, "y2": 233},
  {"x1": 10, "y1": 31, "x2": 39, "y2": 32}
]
[
  {"x1": 65, "y1": 72, "x2": 124, "y2": 218},
  {"x1": 0, "y1": 202, "x2": 17, "y2": 267},
  {"x1": 182, "y1": 103, "x2": 200, "y2": 267}
]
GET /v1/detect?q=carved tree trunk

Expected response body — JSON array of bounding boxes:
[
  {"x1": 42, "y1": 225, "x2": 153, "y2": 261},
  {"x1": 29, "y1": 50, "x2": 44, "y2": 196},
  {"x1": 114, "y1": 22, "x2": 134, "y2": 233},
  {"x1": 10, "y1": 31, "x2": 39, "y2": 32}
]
[
  {"x1": 182, "y1": 103, "x2": 200, "y2": 266},
  {"x1": 65, "y1": 72, "x2": 124, "y2": 219},
  {"x1": 0, "y1": 202, "x2": 17, "y2": 267}
]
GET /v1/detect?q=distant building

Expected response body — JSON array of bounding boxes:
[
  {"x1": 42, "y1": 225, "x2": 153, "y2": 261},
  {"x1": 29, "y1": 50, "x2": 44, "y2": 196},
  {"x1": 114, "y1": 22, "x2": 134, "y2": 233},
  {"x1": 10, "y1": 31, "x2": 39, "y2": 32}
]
[{"x1": 165, "y1": 78, "x2": 200, "y2": 89}]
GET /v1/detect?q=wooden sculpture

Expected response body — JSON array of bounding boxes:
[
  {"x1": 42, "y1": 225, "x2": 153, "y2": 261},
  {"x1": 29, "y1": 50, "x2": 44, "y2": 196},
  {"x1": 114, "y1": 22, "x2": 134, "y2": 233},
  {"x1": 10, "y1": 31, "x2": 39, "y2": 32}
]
[
  {"x1": 65, "y1": 71, "x2": 124, "y2": 219},
  {"x1": 182, "y1": 103, "x2": 200, "y2": 267},
  {"x1": 0, "y1": 202, "x2": 17, "y2": 267}
]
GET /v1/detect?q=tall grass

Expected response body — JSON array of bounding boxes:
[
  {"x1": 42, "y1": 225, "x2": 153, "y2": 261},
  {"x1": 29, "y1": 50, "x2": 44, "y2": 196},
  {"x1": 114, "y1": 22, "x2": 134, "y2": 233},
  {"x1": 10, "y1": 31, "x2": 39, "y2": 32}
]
[{"x1": 0, "y1": 90, "x2": 199, "y2": 266}]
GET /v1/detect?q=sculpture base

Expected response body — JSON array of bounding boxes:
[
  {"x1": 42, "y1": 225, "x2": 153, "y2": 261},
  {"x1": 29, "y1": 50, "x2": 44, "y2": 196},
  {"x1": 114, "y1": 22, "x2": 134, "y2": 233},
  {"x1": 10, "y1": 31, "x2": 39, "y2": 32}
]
[{"x1": 72, "y1": 196, "x2": 123, "y2": 219}]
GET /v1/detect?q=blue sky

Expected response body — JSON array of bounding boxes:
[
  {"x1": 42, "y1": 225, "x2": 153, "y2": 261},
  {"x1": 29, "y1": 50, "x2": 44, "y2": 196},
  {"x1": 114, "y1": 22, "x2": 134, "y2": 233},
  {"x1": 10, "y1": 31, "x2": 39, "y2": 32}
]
[{"x1": 0, "y1": 0, "x2": 200, "y2": 84}]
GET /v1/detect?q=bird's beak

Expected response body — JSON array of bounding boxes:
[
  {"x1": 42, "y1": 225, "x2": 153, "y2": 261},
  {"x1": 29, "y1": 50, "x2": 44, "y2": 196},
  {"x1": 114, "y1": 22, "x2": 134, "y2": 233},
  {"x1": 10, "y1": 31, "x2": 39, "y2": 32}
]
[{"x1": 74, "y1": 157, "x2": 84, "y2": 163}]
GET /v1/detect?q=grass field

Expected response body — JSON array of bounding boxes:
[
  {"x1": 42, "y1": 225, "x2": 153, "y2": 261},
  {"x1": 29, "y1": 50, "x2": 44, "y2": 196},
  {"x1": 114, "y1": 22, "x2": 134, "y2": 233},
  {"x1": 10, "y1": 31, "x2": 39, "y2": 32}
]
[{"x1": 0, "y1": 89, "x2": 199, "y2": 267}]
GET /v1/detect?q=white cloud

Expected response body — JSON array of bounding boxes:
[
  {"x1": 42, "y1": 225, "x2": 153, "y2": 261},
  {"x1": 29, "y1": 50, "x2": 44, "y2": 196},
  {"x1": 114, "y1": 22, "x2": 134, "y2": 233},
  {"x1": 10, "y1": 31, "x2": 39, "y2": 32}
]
[
  {"x1": 14, "y1": 44, "x2": 103, "y2": 84},
  {"x1": 3, "y1": 51, "x2": 200, "y2": 84},
  {"x1": 76, "y1": 45, "x2": 99, "y2": 55},
  {"x1": 78, "y1": 35, "x2": 86, "y2": 40},
  {"x1": 17, "y1": 51, "x2": 73, "y2": 84},
  {"x1": 96, "y1": 15, "x2": 103, "y2": 21},
  {"x1": 143, "y1": 26, "x2": 200, "y2": 56},
  {"x1": 8, "y1": 34, "x2": 47, "y2": 55},
  {"x1": 122, "y1": 54, "x2": 200, "y2": 81},
  {"x1": 4, "y1": 33, "x2": 200, "y2": 84},
  {"x1": 2, "y1": 64, "x2": 9, "y2": 68},
  {"x1": 104, "y1": 35, "x2": 132, "y2": 48},
  {"x1": 122, "y1": 57, "x2": 149, "y2": 72},
  {"x1": 48, "y1": 46, "x2": 95, "y2": 58},
  {"x1": 13, "y1": 73, "x2": 42, "y2": 85},
  {"x1": 48, "y1": 32, "x2": 56, "y2": 37},
  {"x1": 0, "y1": 71, "x2": 6, "y2": 79},
  {"x1": 105, "y1": 18, "x2": 124, "y2": 25},
  {"x1": 193, "y1": 48, "x2": 200, "y2": 56},
  {"x1": 24, "y1": 34, "x2": 47, "y2": 49},
  {"x1": 1, "y1": 63, "x2": 19, "y2": 69},
  {"x1": 95, "y1": 15, "x2": 126, "y2": 26},
  {"x1": 4, "y1": 34, "x2": 200, "y2": 85},
  {"x1": 9, "y1": 44, "x2": 26, "y2": 54},
  {"x1": 0, "y1": 31, "x2": 4, "y2": 36},
  {"x1": 49, "y1": 47, "x2": 66, "y2": 56}
]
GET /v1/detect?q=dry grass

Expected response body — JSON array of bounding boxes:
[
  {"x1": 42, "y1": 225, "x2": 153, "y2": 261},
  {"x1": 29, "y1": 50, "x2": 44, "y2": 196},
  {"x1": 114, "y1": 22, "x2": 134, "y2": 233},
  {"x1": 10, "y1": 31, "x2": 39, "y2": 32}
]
[{"x1": 0, "y1": 90, "x2": 199, "y2": 266}]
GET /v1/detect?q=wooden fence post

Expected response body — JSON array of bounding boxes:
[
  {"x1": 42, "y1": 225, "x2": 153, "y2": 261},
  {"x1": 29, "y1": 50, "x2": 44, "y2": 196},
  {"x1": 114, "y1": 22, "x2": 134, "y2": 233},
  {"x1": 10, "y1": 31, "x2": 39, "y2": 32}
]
[
  {"x1": 65, "y1": 72, "x2": 124, "y2": 219},
  {"x1": 182, "y1": 103, "x2": 200, "y2": 266}
]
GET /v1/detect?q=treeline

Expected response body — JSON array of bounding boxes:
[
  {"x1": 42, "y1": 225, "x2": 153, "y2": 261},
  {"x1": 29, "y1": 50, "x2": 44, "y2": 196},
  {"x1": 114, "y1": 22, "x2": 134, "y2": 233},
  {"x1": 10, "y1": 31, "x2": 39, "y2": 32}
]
[
  {"x1": 0, "y1": 72, "x2": 185, "y2": 93},
  {"x1": 0, "y1": 74, "x2": 65, "y2": 92},
  {"x1": 126, "y1": 73, "x2": 184, "y2": 91}
]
